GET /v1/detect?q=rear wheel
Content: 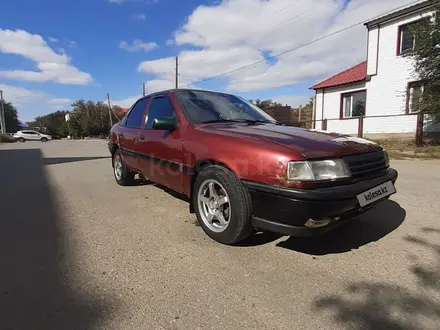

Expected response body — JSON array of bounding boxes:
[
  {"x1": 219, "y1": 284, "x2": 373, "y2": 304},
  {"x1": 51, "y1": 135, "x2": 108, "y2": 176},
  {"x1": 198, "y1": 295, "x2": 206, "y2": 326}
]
[
  {"x1": 18, "y1": 137, "x2": 25, "y2": 143},
  {"x1": 41, "y1": 137, "x2": 48, "y2": 142},
  {"x1": 113, "y1": 149, "x2": 135, "y2": 186},
  {"x1": 193, "y1": 165, "x2": 253, "y2": 245}
]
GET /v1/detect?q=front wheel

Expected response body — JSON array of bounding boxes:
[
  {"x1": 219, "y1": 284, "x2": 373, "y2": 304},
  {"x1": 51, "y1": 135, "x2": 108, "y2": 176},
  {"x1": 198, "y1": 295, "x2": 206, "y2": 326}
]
[
  {"x1": 113, "y1": 149, "x2": 135, "y2": 186},
  {"x1": 41, "y1": 137, "x2": 48, "y2": 142},
  {"x1": 193, "y1": 165, "x2": 253, "y2": 245}
]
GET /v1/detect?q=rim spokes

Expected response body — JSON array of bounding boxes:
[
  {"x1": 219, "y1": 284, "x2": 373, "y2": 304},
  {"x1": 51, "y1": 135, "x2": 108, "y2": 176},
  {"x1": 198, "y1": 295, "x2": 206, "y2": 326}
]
[{"x1": 198, "y1": 179, "x2": 231, "y2": 233}]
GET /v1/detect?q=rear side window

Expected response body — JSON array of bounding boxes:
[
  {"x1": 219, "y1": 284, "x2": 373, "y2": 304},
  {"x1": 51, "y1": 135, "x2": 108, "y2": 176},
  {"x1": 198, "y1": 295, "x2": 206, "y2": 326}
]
[
  {"x1": 126, "y1": 98, "x2": 149, "y2": 128},
  {"x1": 145, "y1": 96, "x2": 176, "y2": 129}
]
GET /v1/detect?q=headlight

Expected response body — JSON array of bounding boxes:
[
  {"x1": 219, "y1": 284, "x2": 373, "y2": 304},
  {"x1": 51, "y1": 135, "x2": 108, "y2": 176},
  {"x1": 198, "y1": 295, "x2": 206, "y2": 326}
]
[{"x1": 287, "y1": 159, "x2": 350, "y2": 181}]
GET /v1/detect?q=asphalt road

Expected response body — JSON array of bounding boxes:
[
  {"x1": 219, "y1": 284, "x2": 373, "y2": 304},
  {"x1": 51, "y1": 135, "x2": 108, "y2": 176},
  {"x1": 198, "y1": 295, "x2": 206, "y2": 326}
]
[{"x1": 1, "y1": 140, "x2": 439, "y2": 330}]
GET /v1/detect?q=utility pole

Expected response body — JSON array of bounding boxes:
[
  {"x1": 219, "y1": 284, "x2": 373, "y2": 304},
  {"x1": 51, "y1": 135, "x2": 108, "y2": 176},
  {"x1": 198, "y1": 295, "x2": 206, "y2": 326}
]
[
  {"x1": 0, "y1": 90, "x2": 6, "y2": 134},
  {"x1": 107, "y1": 93, "x2": 113, "y2": 127},
  {"x1": 175, "y1": 56, "x2": 179, "y2": 89},
  {"x1": 142, "y1": 82, "x2": 146, "y2": 96}
]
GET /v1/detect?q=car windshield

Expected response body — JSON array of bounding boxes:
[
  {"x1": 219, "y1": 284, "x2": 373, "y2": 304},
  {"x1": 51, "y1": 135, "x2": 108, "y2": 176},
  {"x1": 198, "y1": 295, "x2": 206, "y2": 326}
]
[{"x1": 175, "y1": 90, "x2": 277, "y2": 124}]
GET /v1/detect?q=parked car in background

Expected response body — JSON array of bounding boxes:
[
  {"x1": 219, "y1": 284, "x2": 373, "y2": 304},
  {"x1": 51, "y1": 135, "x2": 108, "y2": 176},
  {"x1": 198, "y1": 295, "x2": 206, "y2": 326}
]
[
  {"x1": 13, "y1": 130, "x2": 52, "y2": 142},
  {"x1": 108, "y1": 89, "x2": 398, "y2": 245}
]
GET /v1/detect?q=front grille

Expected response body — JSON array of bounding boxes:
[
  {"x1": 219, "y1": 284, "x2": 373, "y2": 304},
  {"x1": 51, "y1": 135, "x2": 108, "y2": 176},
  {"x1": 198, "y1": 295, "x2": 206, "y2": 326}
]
[{"x1": 344, "y1": 151, "x2": 388, "y2": 180}]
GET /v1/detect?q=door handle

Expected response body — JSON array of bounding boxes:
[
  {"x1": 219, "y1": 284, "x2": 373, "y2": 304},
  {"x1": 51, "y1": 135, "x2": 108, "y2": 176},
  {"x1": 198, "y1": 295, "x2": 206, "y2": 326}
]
[{"x1": 139, "y1": 135, "x2": 145, "y2": 141}]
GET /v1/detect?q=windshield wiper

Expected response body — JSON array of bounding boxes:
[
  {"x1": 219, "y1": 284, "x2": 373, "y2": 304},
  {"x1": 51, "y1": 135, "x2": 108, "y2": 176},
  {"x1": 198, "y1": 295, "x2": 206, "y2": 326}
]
[
  {"x1": 201, "y1": 119, "x2": 278, "y2": 125},
  {"x1": 201, "y1": 119, "x2": 246, "y2": 124},
  {"x1": 240, "y1": 119, "x2": 277, "y2": 124}
]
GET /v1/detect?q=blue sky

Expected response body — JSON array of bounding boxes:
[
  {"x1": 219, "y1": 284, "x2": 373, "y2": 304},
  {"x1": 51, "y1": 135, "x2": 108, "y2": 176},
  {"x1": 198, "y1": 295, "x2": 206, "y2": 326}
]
[{"x1": 0, "y1": 0, "x2": 417, "y2": 121}]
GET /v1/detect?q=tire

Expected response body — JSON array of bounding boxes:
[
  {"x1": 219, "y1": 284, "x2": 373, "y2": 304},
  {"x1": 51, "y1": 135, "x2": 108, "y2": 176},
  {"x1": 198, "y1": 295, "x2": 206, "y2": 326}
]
[
  {"x1": 193, "y1": 165, "x2": 253, "y2": 245},
  {"x1": 113, "y1": 149, "x2": 135, "y2": 186},
  {"x1": 18, "y1": 137, "x2": 25, "y2": 143},
  {"x1": 41, "y1": 137, "x2": 48, "y2": 142}
]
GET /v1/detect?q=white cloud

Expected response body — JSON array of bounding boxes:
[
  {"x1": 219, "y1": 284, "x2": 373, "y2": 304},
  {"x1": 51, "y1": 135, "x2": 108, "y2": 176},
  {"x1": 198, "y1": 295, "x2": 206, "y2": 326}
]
[
  {"x1": 107, "y1": 0, "x2": 125, "y2": 3},
  {"x1": 165, "y1": 39, "x2": 174, "y2": 46},
  {"x1": 111, "y1": 95, "x2": 141, "y2": 108},
  {"x1": 69, "y1": 40, "x2": 77, "y2": 48},
  {"x1": 120, "y1": 40, "x2": 158, "y2": 52},
  {"x1": 111, "y1": 79, "x2": 180, "y2": 108},
  {"x1": 0, "y1": 84, "x2": 45, "y2": 105},
  {"x1": 138, "y1": 0, "x2": 420, "y2": 92},
  {"x1": 133, "y1": 13, "x2": 146, "y2": 20},
  {"x1": 0, "y1": 84, "x2": 73, "y2": 122},
  {"x1": 0, "y1": 29, "x2": 92, "y2": 85},
  {"x1": 48, "y1": 37, "x2": 58, "y2": 42}
]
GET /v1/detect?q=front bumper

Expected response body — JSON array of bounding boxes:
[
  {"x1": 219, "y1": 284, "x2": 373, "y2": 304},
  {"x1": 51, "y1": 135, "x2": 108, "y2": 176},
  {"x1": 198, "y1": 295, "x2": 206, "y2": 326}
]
[{"x1": 242, "y1": 168, "x2": 398, "y2": 237}]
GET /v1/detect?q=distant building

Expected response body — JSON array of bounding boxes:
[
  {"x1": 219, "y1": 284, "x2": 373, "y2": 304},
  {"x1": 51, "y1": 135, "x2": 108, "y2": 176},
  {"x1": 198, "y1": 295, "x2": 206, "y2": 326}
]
[{"x1": 311, "y1": 1, "x2": 438, "y2": 136}]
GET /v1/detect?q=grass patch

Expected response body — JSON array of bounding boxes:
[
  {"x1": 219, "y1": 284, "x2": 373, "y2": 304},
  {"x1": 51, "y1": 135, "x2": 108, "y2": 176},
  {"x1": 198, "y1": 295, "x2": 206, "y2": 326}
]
[{"x1": 370, "y1": 139, "x2": 440, "y2": 159}]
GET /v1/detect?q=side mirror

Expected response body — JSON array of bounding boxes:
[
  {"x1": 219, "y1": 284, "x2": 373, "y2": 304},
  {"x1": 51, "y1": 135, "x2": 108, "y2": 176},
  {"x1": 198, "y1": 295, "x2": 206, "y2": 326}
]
[{"x1": 152, "y1": 117, "x2": 176, "y2": 131}]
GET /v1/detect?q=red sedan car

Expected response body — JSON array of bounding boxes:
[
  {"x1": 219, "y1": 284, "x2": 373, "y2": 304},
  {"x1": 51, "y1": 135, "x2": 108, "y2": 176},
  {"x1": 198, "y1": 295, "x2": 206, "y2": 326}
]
[{"x1": 109, "y1": 89, "x2": 397, "y2": 244}]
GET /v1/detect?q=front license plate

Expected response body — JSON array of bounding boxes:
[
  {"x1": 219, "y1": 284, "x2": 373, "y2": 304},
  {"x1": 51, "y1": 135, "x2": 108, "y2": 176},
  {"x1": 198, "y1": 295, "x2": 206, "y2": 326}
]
[{"x1": 356, "y1": 180, "x2": 396, "y2": 207}]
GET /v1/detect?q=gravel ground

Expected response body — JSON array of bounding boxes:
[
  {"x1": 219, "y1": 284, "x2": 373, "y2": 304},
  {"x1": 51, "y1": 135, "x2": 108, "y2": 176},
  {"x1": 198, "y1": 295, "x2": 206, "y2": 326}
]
[{"x1": 1, "y1": 140, "x2": 439, "y2": 330}]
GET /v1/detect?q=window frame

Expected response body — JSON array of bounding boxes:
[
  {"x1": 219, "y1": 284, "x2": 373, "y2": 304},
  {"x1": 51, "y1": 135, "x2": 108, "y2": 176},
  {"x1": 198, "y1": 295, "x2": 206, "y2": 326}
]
[
  {"x1": 123, "y1": 97, "x2": 150, "y2": 129},
  {"x1": 23, "y1": 130, "x2": 39, "y2": 135},
  {"x1": 405, "y1": 81, "x2": 424, "y2": 114},
  {"x1": 144, "y1": 94, "x2": 179, "y2": 130},
  {"x1": 339, "y1": 90, "x2": 367, "y2": 119},
  {"x1": 397, "y1": 18, "x2": 428, "y2": 56}
]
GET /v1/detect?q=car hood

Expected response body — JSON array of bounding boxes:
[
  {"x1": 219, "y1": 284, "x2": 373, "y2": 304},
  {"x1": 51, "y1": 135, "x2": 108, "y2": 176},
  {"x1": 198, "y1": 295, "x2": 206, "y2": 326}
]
[{"x1": 197, "y1": 123, "x2": 382, "y2": 159}]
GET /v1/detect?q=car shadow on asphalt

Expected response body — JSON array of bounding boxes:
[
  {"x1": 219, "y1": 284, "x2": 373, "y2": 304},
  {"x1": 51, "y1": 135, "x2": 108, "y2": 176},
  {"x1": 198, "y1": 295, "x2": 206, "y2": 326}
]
[
  {"x1": 0, "y1": 149, "x2": 116, "y2": 329},
  {"x1": 312, "y1": 227, "x2": 440, "y2": 329},
  {"x1": 276, "y1": 200, "x2": 405, "y2": 255},
  {"x1": 43, "y1": 156, "x2": 110, "y2": 165},
  {"x1": 237, "y1": 200, "x2": 405, "y2": 254}
]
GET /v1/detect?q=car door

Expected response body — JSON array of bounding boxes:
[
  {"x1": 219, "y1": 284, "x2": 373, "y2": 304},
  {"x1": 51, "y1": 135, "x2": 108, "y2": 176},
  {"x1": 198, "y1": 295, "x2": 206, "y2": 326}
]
[
  {"x1": 24, "y1": 131, "x2": 39, "y2": 140},
  {"x1": 20, "y1": 131, "x2": 31, "y2": 140},
  {"x1": 137, "y1": 94, "x2": 184, "y2": 193},
  {"x1": 119, "y1": 97, "x2": 149, "y2": 171}
]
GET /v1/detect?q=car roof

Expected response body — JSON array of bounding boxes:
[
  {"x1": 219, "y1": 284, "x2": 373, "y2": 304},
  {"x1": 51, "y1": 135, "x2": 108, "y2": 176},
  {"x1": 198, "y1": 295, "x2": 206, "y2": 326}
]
[{"x1": 138, "y1": 88, "x2": 235, "y2": 102}]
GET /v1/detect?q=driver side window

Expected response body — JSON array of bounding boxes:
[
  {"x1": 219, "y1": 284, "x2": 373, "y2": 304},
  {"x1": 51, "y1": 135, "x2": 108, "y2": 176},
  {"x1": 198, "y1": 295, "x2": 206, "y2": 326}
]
[{"x1": 145, "y1": 95, "x2": 176, "y2": 129}]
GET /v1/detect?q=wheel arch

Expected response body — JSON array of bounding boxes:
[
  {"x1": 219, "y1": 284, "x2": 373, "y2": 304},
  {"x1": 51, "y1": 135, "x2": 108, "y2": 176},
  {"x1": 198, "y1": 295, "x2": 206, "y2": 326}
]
[
  {"x1": 189, "y1": 159, "x2": 236, "y2": 213},
  {"x1": 109, "y1": 143, "x2": 120, "y2": 167}
]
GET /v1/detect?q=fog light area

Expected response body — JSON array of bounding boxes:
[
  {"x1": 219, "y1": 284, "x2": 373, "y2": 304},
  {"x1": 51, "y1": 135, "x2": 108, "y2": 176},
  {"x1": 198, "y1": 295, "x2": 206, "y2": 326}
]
[{"x1": 304, "y1": 218, "x2": 331, "y2": 228}]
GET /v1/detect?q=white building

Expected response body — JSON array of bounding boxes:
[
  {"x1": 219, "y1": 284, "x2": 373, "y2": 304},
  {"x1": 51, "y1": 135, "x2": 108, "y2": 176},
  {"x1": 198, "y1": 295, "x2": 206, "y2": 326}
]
[{"x1": 311, "y1": 1, "x2": 435, "y2": 136}]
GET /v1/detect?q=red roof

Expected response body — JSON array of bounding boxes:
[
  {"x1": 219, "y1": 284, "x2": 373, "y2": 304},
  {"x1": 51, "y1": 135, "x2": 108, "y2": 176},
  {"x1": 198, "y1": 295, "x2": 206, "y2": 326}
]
[{"x1": 310, "y1": 61, "x2": 367, "y2": 90}]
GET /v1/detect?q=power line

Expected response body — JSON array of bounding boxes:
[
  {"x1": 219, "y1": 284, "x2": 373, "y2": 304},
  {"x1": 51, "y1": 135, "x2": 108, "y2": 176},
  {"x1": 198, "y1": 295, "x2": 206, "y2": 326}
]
[{"x1": 189, "y1": 0, "x2": 423, "y2": 86}]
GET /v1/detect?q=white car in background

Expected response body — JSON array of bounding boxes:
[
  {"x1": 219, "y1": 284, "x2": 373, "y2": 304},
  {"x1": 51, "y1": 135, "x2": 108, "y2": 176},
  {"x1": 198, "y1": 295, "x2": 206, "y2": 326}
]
[{"x1": 13, "y1": 130, "x2": 52, "y2": 142}]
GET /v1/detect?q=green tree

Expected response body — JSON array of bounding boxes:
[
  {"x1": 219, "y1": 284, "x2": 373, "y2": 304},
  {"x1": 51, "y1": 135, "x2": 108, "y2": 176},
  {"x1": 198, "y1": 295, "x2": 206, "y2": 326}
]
[
  {"x1": 27, "y1": 110, "x2": 70, "y2": 137},
  {"x1": 25, "y1": 100, "x2": 123, "y2": 139},
  {"x1": 1, "y1": 101, "x2": 21, "y2": 133},
  {"x1": 412, "y1": 1, "x2": 440, "y2": 117},
  {"x1": 68, "y1": 100, "x2": 120, "y2": 138}
]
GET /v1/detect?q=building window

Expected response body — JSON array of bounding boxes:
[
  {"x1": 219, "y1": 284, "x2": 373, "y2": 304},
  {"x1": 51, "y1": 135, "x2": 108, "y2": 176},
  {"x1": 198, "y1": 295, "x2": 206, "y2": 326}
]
[
  {"x1": 397, "y1": 19, "x2": 428, "y2": 55},
  {"x1": 407, "y1": 81, "x2": 424, "y2": 113},
  {"x1": 341, "y1": 90, "x2": 366, "y2": 118}
]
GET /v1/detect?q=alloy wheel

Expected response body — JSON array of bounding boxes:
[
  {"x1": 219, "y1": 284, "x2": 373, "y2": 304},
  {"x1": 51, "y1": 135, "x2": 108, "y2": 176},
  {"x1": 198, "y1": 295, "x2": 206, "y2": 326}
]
[{"x1": 197, "y1": 179, "x2": 231, "y2": 233}]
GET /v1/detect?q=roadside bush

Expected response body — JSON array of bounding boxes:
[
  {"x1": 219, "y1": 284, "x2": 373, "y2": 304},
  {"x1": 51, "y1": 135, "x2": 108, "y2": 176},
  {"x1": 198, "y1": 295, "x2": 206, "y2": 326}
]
[{"x1": 0, "y1": 134, "x2": 16, "y2": 143}]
